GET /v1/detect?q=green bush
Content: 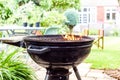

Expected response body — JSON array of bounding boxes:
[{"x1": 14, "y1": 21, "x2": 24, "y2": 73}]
[
  {"x1": 7, "y1": 1, "x2": 37, "y2": 25},
  {"x1": 111, "y1": 28, "x2": 120, "y2": 36},
  {"x1": 0, "y1": 2, "x2": 12, "y2": 24},
  {"x1": 0, "y1": 32, "x2": 2, "y2": 37},
  {"x1": 41, "y1": 11, "x2": 66, "y2": 27},
  {"x1": 89, "y1": 29, "x2": 98, "y2": 35},
  {"x1": 0, "y1": 49, "x2": 37, "y2": 80}
]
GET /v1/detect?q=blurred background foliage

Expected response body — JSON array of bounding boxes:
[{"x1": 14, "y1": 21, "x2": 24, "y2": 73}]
[
  {"x1": 0, "y1": 0, "x2": 80, "y2": 27},
  {"x1": 40, "y1": 11, "x2": 66, "y2": 27}
]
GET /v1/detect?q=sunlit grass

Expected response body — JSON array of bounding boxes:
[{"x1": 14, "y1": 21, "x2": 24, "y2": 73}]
[{"x1": 84, "y1": 36, "x2": 120, "y2": 69}]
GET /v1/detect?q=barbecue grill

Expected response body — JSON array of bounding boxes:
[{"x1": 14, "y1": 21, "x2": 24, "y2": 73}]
[{"x1": 1, "y1": 35, "x2": 94, "y2": 80}]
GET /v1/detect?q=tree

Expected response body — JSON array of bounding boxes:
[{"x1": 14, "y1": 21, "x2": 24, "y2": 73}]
[
  {"x1": 31, "y1": 0, "x2": 80, "y2": 11},
  {"x1": 0, "y1": 1, "x2": 12, "y2": 20},
  {"x1": 0, "y1": 0, "x2": 81, "y2": 25},
  {"x1": 14, "y1": 0, "x2": 81, "y2": 10}
]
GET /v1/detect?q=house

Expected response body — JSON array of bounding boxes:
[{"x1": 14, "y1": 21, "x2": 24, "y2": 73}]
[{"x1": 75, "y1": 0, "x2": 120, "y2": 35}]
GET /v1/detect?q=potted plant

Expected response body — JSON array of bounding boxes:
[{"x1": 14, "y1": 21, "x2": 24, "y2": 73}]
[
  {"x1": 64, "y1": 8, "x2": 79, "y2": 34},
  {"x1": 35, "y1": 22, "x2": 40, "y2": 27},
  {"x1": 0, "y1": 48, "x2": 37, "y2": 80}
]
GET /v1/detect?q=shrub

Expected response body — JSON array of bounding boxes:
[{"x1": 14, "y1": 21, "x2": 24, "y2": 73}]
[
  {"x1": 0, "y1": 48, "x2": 37, "y2": 80},
  {"x1": 41, "y1": 10, "x2": 66, "y2": 27},
  {"x1": 89, "y1": 29, "x2": 98, "y2": 35}
]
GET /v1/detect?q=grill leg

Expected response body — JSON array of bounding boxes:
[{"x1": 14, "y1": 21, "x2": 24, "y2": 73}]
[
  {"x1": 72, "y1": 65, "x2": 81, "y2": 80},
  {"x1": 45, "y1": 70, "x2": 51, "y2": 80}
]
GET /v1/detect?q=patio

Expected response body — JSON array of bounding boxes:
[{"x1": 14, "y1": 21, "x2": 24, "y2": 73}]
[{"x1": 27, "y1": 58, "x2": 117, "y2": 80}]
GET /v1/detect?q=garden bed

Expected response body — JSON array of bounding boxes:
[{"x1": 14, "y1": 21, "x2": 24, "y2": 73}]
[{"x1": 104, "y1": 69, "x2": 120, "y2": 80}]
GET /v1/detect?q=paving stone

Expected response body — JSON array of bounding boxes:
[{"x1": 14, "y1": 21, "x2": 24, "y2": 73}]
[
  {"x1": 35, "y1": 70, "x2": 46, "y2": 79},
  {"x1": 79, "y1": 69, "x2": 90, "y2": 76},
  {"x1": 38, "y1": 67, "x2": 46, "y2": 71},
  {"x1": 69, "y1": 72, "x2": 77, "y2": 80},
  {"x1": 69, "y1": 75, "x2": 96, "y2": 80},
  {"x1": 87, "y1": 69, "x2": 105, "y2": 78},
  {"x1": 75, "y1": 63, "x2": 91, "y2": 76},
  {"x1": 69, "y1": 63, "x2": 91, "y2": 79},
  {"x1": 96, "y1": 78, "x2": 117, "y2": 80},
  {"x1": 77, "y1": 63, "x2": 92, "y2": 69},
  {"x1": 89, "y1": 69, "x2": 104, "y2": 73},
  {"x1": 82, "y1": 77, "x2": 97, "y2": 80},
  {"x1": 103, "y1": 73, "x2": 117, "y2": 80}
]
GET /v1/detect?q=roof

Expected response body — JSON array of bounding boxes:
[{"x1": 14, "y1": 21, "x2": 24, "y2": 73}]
[{"x1": 81, "y1": 0, "x2": 119, "y2": 6}]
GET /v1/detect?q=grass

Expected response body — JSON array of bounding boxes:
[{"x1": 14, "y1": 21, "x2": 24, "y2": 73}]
[{"x1": 84, "y1": 36, "x2": 120, "y2": 69}]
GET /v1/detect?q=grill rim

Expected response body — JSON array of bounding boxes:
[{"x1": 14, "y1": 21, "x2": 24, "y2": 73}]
[{"x1": 24, "y1": 35, "x2": 94, "y2": 43}]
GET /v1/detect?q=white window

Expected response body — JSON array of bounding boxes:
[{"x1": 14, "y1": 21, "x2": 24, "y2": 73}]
[
  {"x1": 78, "y1": 7, "x2": 90, "y2": 24},
  {"x1": 106, "y1": 13, "x2": 110, "y2": 20},
  {"x1": 112, "y1": 13, "x2": 116, "y2": 20},
  {"x1": 105, "y1": 7, "x2": 117, "y2": 22},
  {"x1": 78, "y1": 7, "x2": 96, "y2": 24}
]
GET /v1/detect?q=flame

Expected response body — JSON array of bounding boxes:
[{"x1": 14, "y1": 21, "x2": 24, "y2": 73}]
[{"x1": 63, "y1": 33, "x2": 82, "y2": 40}]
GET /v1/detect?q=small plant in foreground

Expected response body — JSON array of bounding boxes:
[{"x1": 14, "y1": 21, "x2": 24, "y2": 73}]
[{"x1": 0, "y1": 49, "x2": 37, "y2": 80}]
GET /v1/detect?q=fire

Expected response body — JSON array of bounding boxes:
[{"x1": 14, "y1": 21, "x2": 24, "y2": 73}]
[{"x1": 63, "y1": 34, "x2": 82, "y2": 40}]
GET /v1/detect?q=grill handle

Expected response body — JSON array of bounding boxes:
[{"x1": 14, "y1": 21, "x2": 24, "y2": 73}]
[{"x1": 27, "y1": 45, "x2": 50, "y2": 54}]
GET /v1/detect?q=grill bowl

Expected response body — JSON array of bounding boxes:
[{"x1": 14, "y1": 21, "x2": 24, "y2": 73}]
[{"x1": 24, "y1": 35, "x2": 94, "y2": 69}]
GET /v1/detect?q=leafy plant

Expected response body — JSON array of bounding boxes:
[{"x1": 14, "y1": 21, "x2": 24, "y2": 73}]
[
  {"x1": 0, "y1": 48, "x2": 37, "y2": 80},
  {"x1": 0, "y1": 32, "x2": 2, "y2": 37},
  {"x1": 16, "y1": 0, "x2": 29, "y2": 6},
  {"x1": 0, "y1": 0, "x2": 81, "y2": 26},
  {"x1": 112, "y1": 28, "x2": 120, "y2": 36},
  {"x1": 52, "y1": 0, "x2": 80, "y2": 10},
  {"x1": 89, "y1": 29, "x2": 98, "y2": 35},
  {"x1": 6, "y1": 1, "x2": 43, "y2": 25},
  {"x1": 0, "y1": 2, "x2": 12, "y2": 24},
  {"x1": 41, "y1": 10, "x2": 66, "y2": 27},
  {"x1": 39, "y1": 0, "x2": 80, "y2": 11},
  {"x1": 6, "y1": 1, "x2": 35, "y2": 25}
]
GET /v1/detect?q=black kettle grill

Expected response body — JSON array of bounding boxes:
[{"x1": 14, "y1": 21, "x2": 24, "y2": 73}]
[{"x1": 1, "y1": 35, "x2": 94, "y2": 80}]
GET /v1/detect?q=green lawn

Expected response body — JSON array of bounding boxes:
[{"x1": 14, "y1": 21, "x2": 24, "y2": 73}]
[{"x1": 84, "y1": 36, "x2": 120, "y2": 69}]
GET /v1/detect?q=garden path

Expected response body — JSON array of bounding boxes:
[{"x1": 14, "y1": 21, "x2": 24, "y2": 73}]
[{"x1": 27, "y1": 58, "x2": 117, "y2": 80}]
